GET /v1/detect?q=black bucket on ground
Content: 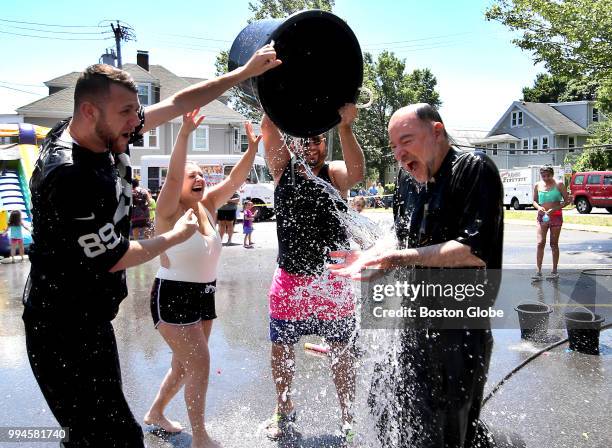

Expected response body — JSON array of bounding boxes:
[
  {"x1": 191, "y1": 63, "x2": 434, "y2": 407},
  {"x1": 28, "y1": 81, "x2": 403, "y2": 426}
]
[
  {"x1": 514, "y1": 302, "x2": 553, "y2": 342},
  {"x1": 564, "y1": 310, "x2": 605, "y2": 355},
  {"x1": 228, "y1": 9, "x2": 363, "y2": 137}
]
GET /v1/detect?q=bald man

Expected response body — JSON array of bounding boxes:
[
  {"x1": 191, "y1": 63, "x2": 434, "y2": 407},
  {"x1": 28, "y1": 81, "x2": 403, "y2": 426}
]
[{"x1": 330, "y1": 103, "x2": 504, "y2": 447}]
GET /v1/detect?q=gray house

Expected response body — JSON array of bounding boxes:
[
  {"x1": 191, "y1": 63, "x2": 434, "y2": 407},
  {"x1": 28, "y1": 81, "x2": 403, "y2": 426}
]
[
  {"x1": 16, "y1": 51, "x2": 254, "y2": 170},
  {"x1": 473, "y1": 100, "x2": 603, "y2": 170}
]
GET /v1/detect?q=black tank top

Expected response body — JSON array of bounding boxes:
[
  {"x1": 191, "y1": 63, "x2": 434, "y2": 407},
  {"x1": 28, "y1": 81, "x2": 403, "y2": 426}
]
[{"x1": 275, "y1": 158, "x2": 349, "y2": 275}]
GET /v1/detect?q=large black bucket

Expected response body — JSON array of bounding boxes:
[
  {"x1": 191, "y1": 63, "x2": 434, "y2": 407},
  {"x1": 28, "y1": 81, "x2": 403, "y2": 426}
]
[
  {"x1": 564, "y1": 308, "x2": 605, "y2": 355},
  {"x1": 228, "y1": 10, "x2": 364, "y2": 137},
  {"x1": 514, "y1": 301, "x2": 553, "y2": 342}
]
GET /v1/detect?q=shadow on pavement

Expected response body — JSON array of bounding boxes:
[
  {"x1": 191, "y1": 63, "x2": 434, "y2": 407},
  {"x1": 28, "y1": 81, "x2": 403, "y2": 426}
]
[{"x1": 277, "y1": 433, "x2": 344, "y2": 448}]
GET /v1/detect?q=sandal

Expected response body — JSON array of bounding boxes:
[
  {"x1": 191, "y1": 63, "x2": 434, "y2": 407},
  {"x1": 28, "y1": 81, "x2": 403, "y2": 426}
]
[
  {"x1": 531, "y1": 271, "x2": 543, "y2": 281},
  {"x1": 341, "y1": 422, "x2": 356, "y2": 445},
  {"x1": 264, "y1": 409, "x2": 299, "y2": 441}
]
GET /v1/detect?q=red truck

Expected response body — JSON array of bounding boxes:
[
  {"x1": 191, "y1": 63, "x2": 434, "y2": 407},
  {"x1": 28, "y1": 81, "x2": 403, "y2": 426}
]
[{"x1": 569, "y1": 171, "x2": 612, "y2": 214}]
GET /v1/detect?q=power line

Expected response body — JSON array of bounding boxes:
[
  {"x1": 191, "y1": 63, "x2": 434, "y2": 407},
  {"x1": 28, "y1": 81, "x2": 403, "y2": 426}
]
[
  {"x1": 0, "y1": 18, "x2": 104, "y2": 28},
  {"x1": 363, "y1": 31, "x2": 476, "y2": 47},
  {"x1": 0, "y1": 29, "x2": 112, "y2": 41},
  {"x1": 158, "y1": 32, "x2": 231, "y2": 43},
  {"x1": 0, "y1": 84, "x2": 44, "y2": 95},
  {"x1": 0, "y1": 80, "x2": 46, "y2": 88},
  {"x1": 2, "y1": 24, "x2": 112, "y2": 35}
]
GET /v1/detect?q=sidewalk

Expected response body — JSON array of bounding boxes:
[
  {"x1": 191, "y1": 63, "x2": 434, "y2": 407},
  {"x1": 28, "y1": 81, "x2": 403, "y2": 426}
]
[{"x1": 505, "y1": 219, "x2": 612, "y2": 234}]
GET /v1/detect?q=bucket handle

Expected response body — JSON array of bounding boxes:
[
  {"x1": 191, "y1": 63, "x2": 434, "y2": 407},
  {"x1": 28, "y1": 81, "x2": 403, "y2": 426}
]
[
  {"x1": 514, "y1": 300, "x2": 552, "y2": 312},
  {"x1": 517, "y1": 300, "x2": 549, "y2": 308},
  {"x1": 569, "y1": 306, "x2": 596, "y2": 321},
  {"x1": 356, "y1": 87, "x2": 374, "y2": 109}
]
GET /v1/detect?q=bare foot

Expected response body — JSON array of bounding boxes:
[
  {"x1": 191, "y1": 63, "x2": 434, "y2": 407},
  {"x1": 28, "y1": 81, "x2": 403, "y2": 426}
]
[
  {"x1": 143, "y1": 411, "x2": 183, "y2": 433},
  {"x1": 192, "y1": 433, "x2": 222, "y2": 448}
]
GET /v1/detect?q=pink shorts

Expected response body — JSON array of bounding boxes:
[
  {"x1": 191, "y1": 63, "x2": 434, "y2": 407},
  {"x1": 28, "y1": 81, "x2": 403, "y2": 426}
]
[
  {"x1": 268, "y1": 267, "x2": 355, "y2": 321},
  {"x1": 537, "y1": 210, "x2": 563, "y2": 227},
  {"x1": 10, "y1": 238, "x2": 23, "y2": 245}
]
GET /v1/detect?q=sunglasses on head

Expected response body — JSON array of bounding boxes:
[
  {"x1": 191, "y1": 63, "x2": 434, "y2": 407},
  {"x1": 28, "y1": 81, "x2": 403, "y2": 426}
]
[{"x1": 300, "y1": 136, "x2": 325, "y2": 146}]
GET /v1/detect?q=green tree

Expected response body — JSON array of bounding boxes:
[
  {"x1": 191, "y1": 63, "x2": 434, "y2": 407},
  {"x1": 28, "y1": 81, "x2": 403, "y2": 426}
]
[
  {"x1": 353, "y1": 52, "x2": 442, "y2": 183},
  {"x1": 215, "y1": 0, "x2": 334, "y2": 119},
  {"x1": 488, "y1": 0, "x2": 612, "y2": 164},
  {"x1": 522, "y1": 73, "x2": 568, "y2": 102},
  {"x1": 485, "y1": 0, "x2": 612, "y2": 80}
]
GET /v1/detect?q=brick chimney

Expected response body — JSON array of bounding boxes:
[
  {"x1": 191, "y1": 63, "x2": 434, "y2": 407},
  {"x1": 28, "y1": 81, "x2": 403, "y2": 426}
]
[{"x1": 137, "y1": 50, "x2": 149, "y2": 71}]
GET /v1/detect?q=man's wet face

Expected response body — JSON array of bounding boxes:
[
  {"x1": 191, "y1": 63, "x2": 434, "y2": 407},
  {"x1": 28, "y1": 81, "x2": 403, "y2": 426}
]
[
  {"x1": 388, "y1": 112, "x2": 439, "y2": 183},
  {"x1": 300, "y1": 135, "x2": 326, "y2": 167},
  {"x1": 94, "y1": 84, "x2": 141, "y2": 152}
]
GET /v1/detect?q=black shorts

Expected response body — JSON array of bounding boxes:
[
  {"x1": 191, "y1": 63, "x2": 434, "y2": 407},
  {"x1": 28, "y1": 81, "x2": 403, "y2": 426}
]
[
  {"x1": 151, "y1": 277, "x2": 217, "y2": 327},
  {"x1": 269, "y1": 315, "x2": 356, "y2": 345},
  {"x1": 217, "y1": 209, "x2": 236, "y2": 222}
]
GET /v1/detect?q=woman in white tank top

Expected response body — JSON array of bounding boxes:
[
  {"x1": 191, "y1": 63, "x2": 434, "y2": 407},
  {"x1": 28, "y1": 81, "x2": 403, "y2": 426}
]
[{"x1": 144, "y1": 109, "x2": 261, "y2": 447}]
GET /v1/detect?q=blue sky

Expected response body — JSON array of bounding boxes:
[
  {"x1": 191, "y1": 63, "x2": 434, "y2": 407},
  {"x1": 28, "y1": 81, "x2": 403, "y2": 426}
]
[{"x1": 0, "y1": 0, "x2": 544, "y2": 130}]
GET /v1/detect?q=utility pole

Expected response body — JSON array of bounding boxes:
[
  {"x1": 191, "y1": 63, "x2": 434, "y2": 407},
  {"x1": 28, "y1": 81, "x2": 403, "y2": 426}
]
[{"x1": 110, "y1": 21, "x2": 136, "y2": 69}]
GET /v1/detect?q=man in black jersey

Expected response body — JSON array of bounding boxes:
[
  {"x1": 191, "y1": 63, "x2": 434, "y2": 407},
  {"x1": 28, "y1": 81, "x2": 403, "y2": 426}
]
[
  {"x1": 260, "y1": 104, "x2": 365, "y2": 442},
  {"x1": 329, "y1": 103, "x2": 504, "y2": 447},
  {"x1": 23, "y1": 46, "x2": 280, "y2": 447}
]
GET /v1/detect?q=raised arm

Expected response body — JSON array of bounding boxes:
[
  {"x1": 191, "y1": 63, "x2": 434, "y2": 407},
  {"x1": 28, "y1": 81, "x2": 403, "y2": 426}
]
[
  {"x1": 261, "y1": 114, "x2": 291, "y2": 183},
  {"x1": 155, "y1": 109, "x2": 203, "y2": 220},
  {"x1": 328, "y1": 104, "x2": 365, "y2": 192},
  {"x1": 142, "y1": 45, "x2": 281, "y2": 133},
  {"x1": 204, "y1": 122, "x2": 261, "y2": 210}
]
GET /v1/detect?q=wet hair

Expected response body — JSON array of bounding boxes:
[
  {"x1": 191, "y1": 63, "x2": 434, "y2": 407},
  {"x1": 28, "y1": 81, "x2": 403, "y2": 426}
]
[
  {"x1": 540, "y1": 165, "x2": 554, "y2": 175},
  {"x1": 131, "y1": 178, "x2": 140, "y2": 188},
  {"x1": 413, "y1": 103, "x2": 449, "y2": 139},
  {"x1": 74, "y1": 64, "x2": 137, "y2": 111},
  {"x1": 8, "y1": 210, "x2": 21, "y2": 226}
]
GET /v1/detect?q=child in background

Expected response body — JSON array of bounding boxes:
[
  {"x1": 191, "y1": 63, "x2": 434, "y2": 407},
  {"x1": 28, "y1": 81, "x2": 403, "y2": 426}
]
[
  {"x1": 243, "y1": 200, "x2": 255, "y2": 248},
  {"x1": 352, "y1": 196, "x2": 366, "y2": 213},
  {"x1": 4, "y1": 210, "x2": 29, "y2": 263}
]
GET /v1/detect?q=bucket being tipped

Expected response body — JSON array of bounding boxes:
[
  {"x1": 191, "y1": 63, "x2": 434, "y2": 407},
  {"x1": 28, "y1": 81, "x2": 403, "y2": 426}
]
[
  {"x1": 228, "y1": 9, "x2": 365, "y2": 137},
  {"x1": 514, "y1": 301, "x2": 553, "y2": 342}
]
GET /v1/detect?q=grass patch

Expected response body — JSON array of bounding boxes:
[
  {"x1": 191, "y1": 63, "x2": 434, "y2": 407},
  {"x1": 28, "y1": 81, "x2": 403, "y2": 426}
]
[{"x1": 505, "y1": 210, "x2": 612, "y2": 227}]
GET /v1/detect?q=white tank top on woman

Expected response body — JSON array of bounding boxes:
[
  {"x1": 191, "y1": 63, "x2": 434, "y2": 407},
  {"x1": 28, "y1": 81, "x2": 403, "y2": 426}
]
[{"x1": 156, "y1": 206, "x2": 222, "y2": 283}]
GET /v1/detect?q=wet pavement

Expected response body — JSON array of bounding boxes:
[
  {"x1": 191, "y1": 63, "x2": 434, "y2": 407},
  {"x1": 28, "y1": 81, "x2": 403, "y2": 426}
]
[{"x1": 0, "y1": 213, "x2": 611, "y2": 447}]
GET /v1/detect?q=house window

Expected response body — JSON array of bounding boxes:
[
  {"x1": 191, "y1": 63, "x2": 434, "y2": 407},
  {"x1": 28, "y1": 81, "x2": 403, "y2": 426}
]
[
  {"x1": 542, "y1": 136, "x2": 549, "y2": 150},
  {"x1": 232, "y1": 128, "x2": 240, "y2": 152},
  {"x1": 522, "y1": 139, "x2": 529, "y2": 154},
  {"x1": 148, "y1": 127, "x2": 158, "y2": 148},
  {"x1": 492, "y1": 143, "x2": 498, "y2": 156},
  {"x1": 137, "y1": 84, "x2": 151, "y2": 106},
  {"x1": 568, "y1": 136, "x2": 576, "y2": 153},
  {"x1": 194, "y1": 125, "x2": 209, "y2": 151},
  {"x1": 593, "y1": 107, "x2": 599, "y2": 122},
  {"x1": 511, "y1": 111, "x2": 523, "y2": 127},
  {"x1": 241, "y1": 134, "x2": 249, "y2": 152},
  {"x1": 531, "y1": 137, "x2": 538, "y2": 154},
  {"x1": 132, "y1": 127, "x2": 159, "y2": 148},
  {"x1": 509, "y1": 142, "x2": 516, "y2": 155}
]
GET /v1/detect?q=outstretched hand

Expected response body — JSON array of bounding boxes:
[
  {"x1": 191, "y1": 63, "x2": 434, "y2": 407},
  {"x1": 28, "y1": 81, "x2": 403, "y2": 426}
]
[
  {"x1": 180, "y1": 108, "x2": 205, "y2": 134},
  {"x1": 328, "y1": 248, "x2": 412, "y2": 280},
  {"x1": 244, "y1": 42, "x2": 282, "y2": 77},
  {"x1": 244, "y1": 121, "x2": 263, "y2": 152}
]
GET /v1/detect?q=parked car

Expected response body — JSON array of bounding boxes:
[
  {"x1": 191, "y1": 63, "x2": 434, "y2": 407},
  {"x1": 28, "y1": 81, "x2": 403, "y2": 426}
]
[{"x1": 569, "y1": 171, "x2": 612, "y2": 214}]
